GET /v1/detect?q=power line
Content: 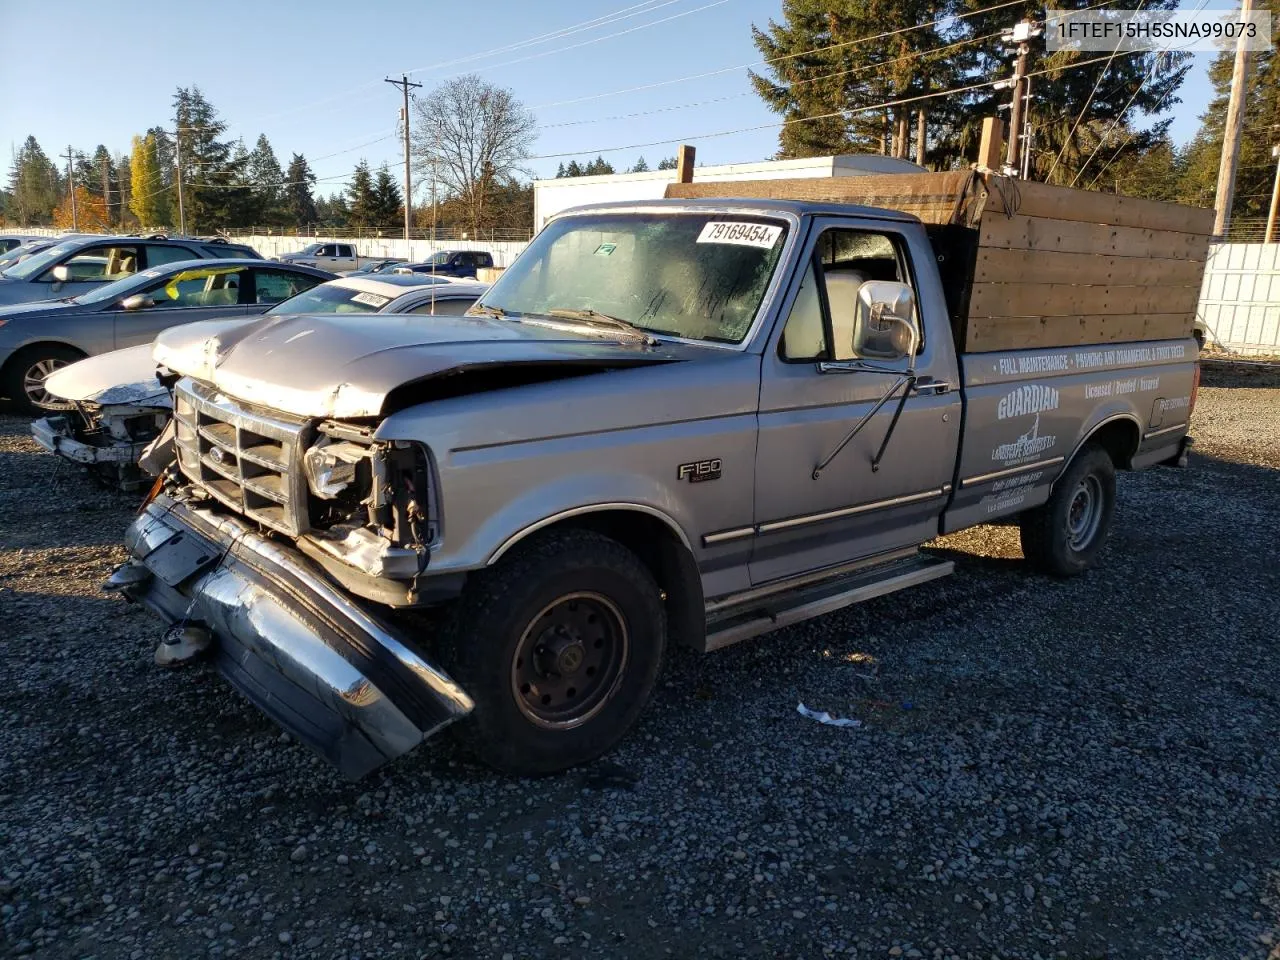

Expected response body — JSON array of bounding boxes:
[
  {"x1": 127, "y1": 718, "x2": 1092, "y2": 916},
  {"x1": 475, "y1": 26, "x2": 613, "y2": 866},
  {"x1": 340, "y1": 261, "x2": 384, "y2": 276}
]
[
  {"x1": 1045, "y1": 0, "x2": 1146, "y2": 182},
  {"x1": 531, "y1": 0, "x2": 1038, "y2": 112},
  {"x1": 524, "y1": 48, "x2": 1157, "y2": 162},
  {"x1": 537, "y1": 31, "x2": 1007, "y2": 132},
  {"x1": 400, "y1": 0, "x2": 686, "y2": 75},
  {"x1": 409, "y1": 0, "x2": 732, "y2": 82}
]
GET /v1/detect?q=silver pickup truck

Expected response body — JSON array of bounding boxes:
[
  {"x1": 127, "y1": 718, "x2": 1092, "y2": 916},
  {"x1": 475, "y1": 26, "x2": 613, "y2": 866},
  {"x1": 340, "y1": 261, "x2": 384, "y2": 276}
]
[
  {"x1": 276, "y1": 242, "x2": 385, "y2": 274},
  {"x1": 108, "y1": 198, "x2": 1197, "y2": 779}
]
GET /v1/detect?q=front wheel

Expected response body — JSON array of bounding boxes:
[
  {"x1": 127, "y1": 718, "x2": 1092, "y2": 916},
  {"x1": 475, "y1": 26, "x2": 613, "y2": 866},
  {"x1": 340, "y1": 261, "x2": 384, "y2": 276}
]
[
  {"x1": 1019, "y1": 444, "x2": 1116, "y2": 577},
  {"x1": 3, "y1": 345, "x2": 84, "y2": 414},
  {"x1": 440, "y1": 529, "x2": 666, "y2": 775}
]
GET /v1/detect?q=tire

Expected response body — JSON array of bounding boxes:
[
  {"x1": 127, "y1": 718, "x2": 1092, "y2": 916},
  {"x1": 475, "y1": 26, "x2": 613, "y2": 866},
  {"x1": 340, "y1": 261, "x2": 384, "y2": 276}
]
[
  {"x1": 440, "y1": 528, "x2": 666, "y2": 775},
  {"x1": 2, "y1": 344, "x2": 84, "y2": 414},
  {"x1": 1019, "y1": 443, "x2": 1116, "y2": 577}
]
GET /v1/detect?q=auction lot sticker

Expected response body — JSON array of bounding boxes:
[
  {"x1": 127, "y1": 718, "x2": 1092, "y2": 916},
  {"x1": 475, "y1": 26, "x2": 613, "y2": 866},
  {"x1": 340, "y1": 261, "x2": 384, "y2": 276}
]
[{"x1": 696, "y1": 221, "x2": 783, "y2": 248}]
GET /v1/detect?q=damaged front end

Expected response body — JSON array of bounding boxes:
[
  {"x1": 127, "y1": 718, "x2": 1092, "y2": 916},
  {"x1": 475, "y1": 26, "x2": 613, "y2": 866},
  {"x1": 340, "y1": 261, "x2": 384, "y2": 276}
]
[
  {"x1": 108, "y1": 493, "x2": 473, "y2": 779},
  {"x1": 32, "y1": 347, "x2": 173, "y2": 490},
  {"x1": 107, "y1": 376, "x2": 474, "y2": 777},
  {"x1": 32, "y1": 398, "x2": 170, "y2": 490}
]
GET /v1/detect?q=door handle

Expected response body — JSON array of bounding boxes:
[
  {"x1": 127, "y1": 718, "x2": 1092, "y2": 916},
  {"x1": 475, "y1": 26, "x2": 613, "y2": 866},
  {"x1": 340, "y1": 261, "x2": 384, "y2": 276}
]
[{"x1": 914, "y1": 379, "x2": 953, "y2": 396}]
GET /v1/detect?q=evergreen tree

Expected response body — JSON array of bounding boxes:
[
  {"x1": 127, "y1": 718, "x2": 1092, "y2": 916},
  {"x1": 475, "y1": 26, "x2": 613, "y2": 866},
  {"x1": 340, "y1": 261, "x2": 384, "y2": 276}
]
[
  {"x1": 284, "y1": 153, "x2": 318, "y2": 228},
  {"x1": 347, "y1": 161, "x2": 375, "y2": 231},
  {"x1": 316, "y1": 191, "x2": 350, "y2": 229},
  {"x1": 223, "y1": 139, "x2": 261, "y2": 227},
  {"x1": 372, "y1": 164, "x2": 403, "y2": 230},
  {"x1": 174, "y1": 86, "x2": 244, "y2": 231},
  {"x1": 5, "y1": 135, "x2": 61, "y2": 224},
  {"x1": 657, "y1": 156, "x2": 679, "y2": 170},
  {"x1": 630, "y1": 156, "x2": 650, "y2": 173},
  {"x1": 247, "y1": 134, "x2": 286, "y2": 225}
]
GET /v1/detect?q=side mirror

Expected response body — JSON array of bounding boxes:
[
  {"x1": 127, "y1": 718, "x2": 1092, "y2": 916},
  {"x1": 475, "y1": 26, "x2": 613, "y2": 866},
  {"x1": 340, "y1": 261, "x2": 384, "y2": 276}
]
[
  {"x1": 51, "y1": 265, "x2": 70, "y2": 283},
  {"x1": 120, "y1": 293, "x2": 155, "y2": 311},
  {"x1": 850, "y1": 280, "x2": 919, "y2": 368}
]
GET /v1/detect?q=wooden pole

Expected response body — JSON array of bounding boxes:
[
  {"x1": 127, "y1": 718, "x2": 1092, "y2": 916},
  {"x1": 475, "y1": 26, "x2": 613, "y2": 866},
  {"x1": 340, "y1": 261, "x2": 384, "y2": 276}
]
[
  {"x1": 1213, "y1": 0, "x2": 1255, "y2": 238},
  {"x1": 676, "y1": 144, "x2": 696, "y2": 184},
  {"x1": 1265, "y1": 144, "x2": 1280, "y2": 244},
  {"x1": 978, "y1": 118, "x2": 1004, "y2": 171},
  {"x1": 915, "y1": 109, "x2": 927, "y2": 167}
]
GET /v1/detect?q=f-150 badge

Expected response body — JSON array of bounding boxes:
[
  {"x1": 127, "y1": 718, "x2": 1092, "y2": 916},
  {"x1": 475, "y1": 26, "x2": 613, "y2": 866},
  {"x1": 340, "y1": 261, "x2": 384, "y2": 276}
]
[{"x1": 678, "y1": 459, "x2": 722, "y2": 483}]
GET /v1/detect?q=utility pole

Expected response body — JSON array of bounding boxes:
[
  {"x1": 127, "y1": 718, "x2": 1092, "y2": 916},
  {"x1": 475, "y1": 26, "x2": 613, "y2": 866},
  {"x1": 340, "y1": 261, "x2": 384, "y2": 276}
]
[
  {"x1": 1265, "y1": 144, "x2": 1280, "y2": 245},
  {"x1": 174, "y1": 125, "x2": 187, "y2": 236},
  {"x1": 1001, "y1": 19, "x2": 1041, "y2": 176},
  {"x1": 1213, "y1": 0, "x2": 1255, "y2": 238},
  {"x1": 386, "y1": 74, "x2": 423, "y2": 242},
  {"x1": 100, "y1": 152, "x2": 112, "y2": 227},
  {"x1": 61, "y1": 146, "x2": 78, "y2": 231}
]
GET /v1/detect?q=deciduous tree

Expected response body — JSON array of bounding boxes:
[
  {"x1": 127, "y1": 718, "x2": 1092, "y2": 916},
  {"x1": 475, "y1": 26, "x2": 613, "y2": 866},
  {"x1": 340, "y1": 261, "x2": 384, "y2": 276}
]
[
  {"x1": 53, "y1": 185, "x2": 111, "y2": 230},
  {"x1": 410, "y1": 74, "x2": 536, "y2": 232}
]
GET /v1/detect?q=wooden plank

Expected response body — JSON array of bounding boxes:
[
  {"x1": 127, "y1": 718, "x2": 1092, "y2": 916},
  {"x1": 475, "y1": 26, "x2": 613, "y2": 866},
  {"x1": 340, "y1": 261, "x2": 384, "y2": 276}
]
[
  {"x1": 974, "y1": 248, "x2": 1210, "y2": 287},
  {"x1": 978, "y1": 118, "x2": 1004, "y2": 170},
  {"x1": 964, "y1": 313, "x2": 1194, "y2": 352},
  {"x1": 983, "y1": 176, "x2": 1216, "y2": 236},
  {"x1": 978, "y1": 214, "x2": 1212, "y2": 262},
  {"x1": 664, "y1": 172, "x2": 978, "y2": 224},
  {"x1": 968, "y1": 281, "x2": 1202, "y2": 318},
  {"x1": 676, "y1": 144, "x2": 696, "y2": 184}
]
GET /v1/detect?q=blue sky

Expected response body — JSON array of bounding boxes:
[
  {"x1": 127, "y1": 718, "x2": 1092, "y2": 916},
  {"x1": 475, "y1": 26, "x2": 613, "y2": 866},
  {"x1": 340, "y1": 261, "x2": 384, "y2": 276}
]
[{"x1": 0, "y1": 0, "x2": 1219, "y2": 203}]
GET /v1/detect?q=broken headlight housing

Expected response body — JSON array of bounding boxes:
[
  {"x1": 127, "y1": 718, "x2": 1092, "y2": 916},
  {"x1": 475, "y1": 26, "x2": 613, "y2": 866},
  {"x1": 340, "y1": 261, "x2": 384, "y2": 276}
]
[{"x1": 303, "y1": 438, "x2": 370, "y2": 500}]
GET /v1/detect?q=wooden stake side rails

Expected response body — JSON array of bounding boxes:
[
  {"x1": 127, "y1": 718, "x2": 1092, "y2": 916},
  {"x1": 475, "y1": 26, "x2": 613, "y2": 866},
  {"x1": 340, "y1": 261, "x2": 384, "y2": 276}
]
[
  {"x1": 968, "y1": 281, "x2": 1202, "y2": 319},
  {"x1": 992, "y1": 179, "x2": 1217, "y2": 236},
  {"x1": 978, "y1": 215, "x2": 1212, "y2": 262},
  {"x1": 975, "y1": 248, "x2": 1209, "y2": 286},
  {"x1": 964, "y1": 313, "x2": 1196, "y2": 353}
]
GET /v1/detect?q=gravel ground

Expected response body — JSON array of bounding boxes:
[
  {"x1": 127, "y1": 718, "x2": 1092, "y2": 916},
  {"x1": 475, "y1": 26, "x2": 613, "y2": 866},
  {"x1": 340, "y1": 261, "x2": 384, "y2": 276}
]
[{"x1": 2, "y1": 365, "x2": 1278, "y2": 960}]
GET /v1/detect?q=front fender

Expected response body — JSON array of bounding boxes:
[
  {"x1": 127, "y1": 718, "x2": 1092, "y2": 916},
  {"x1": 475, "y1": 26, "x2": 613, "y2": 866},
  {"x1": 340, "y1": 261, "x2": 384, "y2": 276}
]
[{"x1": 439, "y1": 468, "x2": 695, "y2": 573}]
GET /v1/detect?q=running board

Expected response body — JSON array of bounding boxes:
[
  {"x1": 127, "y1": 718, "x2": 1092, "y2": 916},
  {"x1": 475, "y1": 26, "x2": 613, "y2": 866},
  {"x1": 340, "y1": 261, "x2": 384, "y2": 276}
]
[{"x1": 701, "y1": 554, "x2": 954, "y2": 652}]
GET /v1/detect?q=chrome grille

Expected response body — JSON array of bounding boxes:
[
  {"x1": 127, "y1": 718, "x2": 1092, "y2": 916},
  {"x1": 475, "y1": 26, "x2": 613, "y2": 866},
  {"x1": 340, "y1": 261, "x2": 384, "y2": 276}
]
[{"x1": 173, "y1": 378, "x2": 310, "y2": 536}]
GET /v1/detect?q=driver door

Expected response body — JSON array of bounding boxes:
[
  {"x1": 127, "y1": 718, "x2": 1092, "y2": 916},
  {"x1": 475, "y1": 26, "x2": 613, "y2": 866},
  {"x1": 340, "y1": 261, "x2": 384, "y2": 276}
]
[{"x1": 749, "y1": 220, "x2": 961, "y2": 586}]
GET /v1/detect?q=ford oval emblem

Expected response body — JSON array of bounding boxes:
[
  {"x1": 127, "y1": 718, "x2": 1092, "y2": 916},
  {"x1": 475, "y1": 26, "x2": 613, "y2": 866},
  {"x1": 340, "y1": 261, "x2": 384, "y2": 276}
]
[{"x1": 210, "y1": 447, "x2": 226, "y2": 465}]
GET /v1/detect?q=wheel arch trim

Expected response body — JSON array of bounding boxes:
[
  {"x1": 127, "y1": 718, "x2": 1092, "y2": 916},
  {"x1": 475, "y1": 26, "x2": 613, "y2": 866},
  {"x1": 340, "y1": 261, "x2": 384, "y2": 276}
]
[{"x1": 486, "y1": 502, "x2": 696, "y2": 566}]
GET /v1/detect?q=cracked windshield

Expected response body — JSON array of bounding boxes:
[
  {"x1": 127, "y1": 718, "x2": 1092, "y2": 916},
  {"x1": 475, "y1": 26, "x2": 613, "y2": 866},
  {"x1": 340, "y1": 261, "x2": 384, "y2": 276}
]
[{"x1": 478, "y1": 213, "x2": 788, "y2": 343}]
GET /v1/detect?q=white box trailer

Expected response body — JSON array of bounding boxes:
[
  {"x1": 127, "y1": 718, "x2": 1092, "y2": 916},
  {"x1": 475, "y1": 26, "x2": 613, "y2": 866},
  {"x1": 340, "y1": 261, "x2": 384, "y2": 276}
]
[{"x1": 532, "y1": 154, "x2": 926, "y2": 232}]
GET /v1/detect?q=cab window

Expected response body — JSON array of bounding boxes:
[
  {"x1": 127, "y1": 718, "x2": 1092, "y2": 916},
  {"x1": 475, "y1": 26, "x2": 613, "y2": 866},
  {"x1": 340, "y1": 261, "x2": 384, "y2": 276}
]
[
  {"x1": 779, "y1": 228, "x2": 918, "y2": 362},
  {"x1": 253, "y1": 269, "x2": 317, "y2": 304}
]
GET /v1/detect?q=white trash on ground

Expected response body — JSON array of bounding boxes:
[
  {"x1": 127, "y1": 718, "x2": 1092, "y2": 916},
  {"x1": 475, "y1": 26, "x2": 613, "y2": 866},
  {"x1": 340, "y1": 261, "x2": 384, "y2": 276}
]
[{"x1": 796, "y1": 703, "x2": 862, "y2": 728}]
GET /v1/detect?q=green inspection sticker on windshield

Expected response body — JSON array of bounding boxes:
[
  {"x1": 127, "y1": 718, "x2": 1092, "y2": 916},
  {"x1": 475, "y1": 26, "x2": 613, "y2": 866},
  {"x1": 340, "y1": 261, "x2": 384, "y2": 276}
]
[{"x1": 593, "y1": 243, "x2": 617, "y2": 256}]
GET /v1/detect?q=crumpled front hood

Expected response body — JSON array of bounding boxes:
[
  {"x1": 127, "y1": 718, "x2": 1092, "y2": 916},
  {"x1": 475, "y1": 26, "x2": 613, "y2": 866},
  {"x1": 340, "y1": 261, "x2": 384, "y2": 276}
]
[
  {"x1": 153, "y1": 311, "x2": 695, "y2": 419},
  {"x1": 44, "y1": 343, "x2": 171, "y2": 406}
]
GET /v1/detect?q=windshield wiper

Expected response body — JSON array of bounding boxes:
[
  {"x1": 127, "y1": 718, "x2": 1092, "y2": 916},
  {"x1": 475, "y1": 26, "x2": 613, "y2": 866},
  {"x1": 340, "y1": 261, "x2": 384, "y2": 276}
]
[
  {"x1": 543, "y1": 308, "x2": 658, "y2": 345},
  {"x1": 468, "y1": 303, "x2": 507, "y2": 319}
]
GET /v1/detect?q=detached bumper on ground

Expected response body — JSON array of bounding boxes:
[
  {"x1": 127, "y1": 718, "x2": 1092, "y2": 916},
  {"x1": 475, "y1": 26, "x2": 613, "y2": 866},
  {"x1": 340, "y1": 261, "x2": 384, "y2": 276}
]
[{"x1": 106, "y1": 494, "x2": 473, "y2": 778}]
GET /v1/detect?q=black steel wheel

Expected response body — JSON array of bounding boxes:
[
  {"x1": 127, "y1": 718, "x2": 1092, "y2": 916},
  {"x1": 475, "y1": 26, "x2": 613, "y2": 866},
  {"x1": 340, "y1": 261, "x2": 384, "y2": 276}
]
[
  {"x1": 440, "y1": 528, "x2": 666, "y2": 775},
  {"x1": 1019, "y1": 443, "x2": 1116, "y2": 577}
]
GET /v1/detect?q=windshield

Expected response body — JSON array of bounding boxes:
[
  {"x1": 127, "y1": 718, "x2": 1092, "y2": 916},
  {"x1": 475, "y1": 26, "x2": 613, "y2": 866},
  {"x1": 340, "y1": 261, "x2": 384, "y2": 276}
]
[
  {"x1": 2, "y1": 241, "x2": 80, "y2": 280},
  {"x1": 298, "y1": 243, "x2": 323, "y2": 256},
  {"x1": 426, "y1": 251, "x2": 452, "y2": 265},
  {"x1": 477, "y1": 213, "x2": 788, "y2": 344},
  {"x1": 266, "y1": 282, "x2": 391, "y2": 314},
  {"x1": 0, "y1": 242, "x2": 50, "y2": 270}
]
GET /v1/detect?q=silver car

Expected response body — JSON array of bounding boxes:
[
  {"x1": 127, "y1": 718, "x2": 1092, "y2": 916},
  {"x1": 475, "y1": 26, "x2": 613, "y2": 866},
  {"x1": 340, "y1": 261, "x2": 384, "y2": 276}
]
[{"x1": 0, "y1": 258, "x2": 334, "y2": 411}]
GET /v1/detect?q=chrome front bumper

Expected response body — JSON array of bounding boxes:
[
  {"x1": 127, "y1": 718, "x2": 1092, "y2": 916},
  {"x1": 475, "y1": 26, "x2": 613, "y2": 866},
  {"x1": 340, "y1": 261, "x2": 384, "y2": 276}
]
[
  {"x1": 32, "y1": 415, "x2": 146, "y2": 464},
  {"x1": 108, "y1": 495, "x2": 473, "y2": 779}
]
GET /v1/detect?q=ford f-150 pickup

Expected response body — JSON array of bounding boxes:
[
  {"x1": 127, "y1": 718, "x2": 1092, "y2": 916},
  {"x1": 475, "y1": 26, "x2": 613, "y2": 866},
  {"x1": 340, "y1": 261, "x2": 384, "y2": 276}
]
[{"x1": 106, "y1": 175, "x2": 1207, "y2": 779}]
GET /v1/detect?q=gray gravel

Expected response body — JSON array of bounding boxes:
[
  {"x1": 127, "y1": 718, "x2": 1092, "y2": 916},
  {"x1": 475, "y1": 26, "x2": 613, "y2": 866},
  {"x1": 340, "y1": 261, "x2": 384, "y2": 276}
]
[{"x1": 2, "y1": 364, "x2": 1278, "y2": 960}]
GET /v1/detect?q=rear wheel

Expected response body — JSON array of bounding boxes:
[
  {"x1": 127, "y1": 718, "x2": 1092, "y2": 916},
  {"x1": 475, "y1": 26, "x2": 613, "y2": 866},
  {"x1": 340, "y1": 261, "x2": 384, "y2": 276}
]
[
  {"x1": 3, "y1": 345, "x2": 84, "y2": 414},
  {"x1": 440, "y1": 528, "x2": 666, "y2": 775},
  {"x1": 1019, "y1": 444, "x2": 1116, "y2": 577}
]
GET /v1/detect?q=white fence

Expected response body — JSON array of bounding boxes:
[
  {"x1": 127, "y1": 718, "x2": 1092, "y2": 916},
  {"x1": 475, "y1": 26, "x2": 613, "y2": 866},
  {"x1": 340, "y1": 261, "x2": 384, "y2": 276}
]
[
  {"x1": 226, "y1": 235, "x2": 530, "y2": 268},
  {"x1": 1198, "y1": 243, "x2": 1280, "y2": 355}
]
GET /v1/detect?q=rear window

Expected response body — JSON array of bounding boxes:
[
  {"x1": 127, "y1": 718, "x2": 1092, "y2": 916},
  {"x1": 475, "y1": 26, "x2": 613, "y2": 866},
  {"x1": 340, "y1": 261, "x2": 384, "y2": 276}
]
[{"x1": 201, "y1": 243, "x2": 259, "y2": 258}]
